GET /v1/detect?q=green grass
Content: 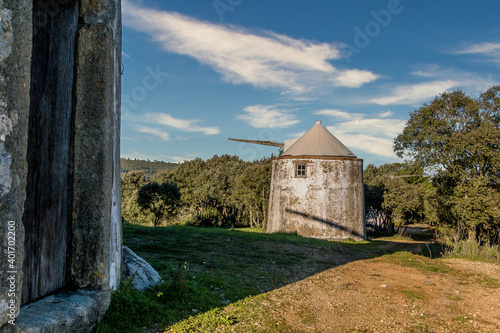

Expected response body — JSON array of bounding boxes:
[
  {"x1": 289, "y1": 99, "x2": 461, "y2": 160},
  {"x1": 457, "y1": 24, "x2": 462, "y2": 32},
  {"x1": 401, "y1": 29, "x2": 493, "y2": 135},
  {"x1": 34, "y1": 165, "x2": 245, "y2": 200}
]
[
  {"x1": 401, "y1": 289, "x2": 425, "y2": 300},
  {"x1": 376, "y1": 251, "x2": 454, "y2": 274},
  {"x1": 167, "y1": 294, "x2": 291, "y2": 333},
  {"x1": 442, "y1": 239, "x2": 500, "y2": 263}
]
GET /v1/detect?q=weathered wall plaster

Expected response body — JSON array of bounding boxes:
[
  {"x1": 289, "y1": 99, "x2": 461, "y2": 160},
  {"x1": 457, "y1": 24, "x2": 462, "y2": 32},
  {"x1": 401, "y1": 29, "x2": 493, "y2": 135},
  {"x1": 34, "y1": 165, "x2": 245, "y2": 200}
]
[
  {"x1": 0, "y1": 0, "x2": 31, "y2": 328},
  {"x1": 0, "y1": 4, "x2": 14, "y2": 198},
  {"x1": 267, "y1": 157, "x2": 365, "y2": 241},
  {"x1": 0, "y1": 116, "x2": 12, "y2": 196}
]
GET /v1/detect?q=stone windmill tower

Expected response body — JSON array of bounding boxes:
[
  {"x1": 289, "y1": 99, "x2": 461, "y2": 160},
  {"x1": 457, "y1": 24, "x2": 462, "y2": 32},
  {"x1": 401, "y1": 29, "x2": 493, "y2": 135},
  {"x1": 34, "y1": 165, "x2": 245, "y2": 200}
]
[{"x1": 230, "y1": 120, "x2": 365, "y2": 240}]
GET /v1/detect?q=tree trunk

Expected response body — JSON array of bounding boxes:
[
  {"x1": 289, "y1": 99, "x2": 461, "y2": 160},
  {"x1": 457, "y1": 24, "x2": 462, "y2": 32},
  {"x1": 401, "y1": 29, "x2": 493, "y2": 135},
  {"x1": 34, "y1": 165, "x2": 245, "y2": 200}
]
[
  {"x1": 468, "y1": 225, "x2": 477, "y2": 242},
  {"x1": 387, "y1": 220, "x2": 395, "y2": 234}
]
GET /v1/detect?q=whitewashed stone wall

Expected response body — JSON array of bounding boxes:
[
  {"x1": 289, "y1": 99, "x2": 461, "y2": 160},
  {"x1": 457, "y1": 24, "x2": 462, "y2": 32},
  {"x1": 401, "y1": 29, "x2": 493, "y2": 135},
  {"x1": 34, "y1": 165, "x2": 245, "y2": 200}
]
[{"x1": 267, "y1": 157, "x2": 365, "y2": 241}]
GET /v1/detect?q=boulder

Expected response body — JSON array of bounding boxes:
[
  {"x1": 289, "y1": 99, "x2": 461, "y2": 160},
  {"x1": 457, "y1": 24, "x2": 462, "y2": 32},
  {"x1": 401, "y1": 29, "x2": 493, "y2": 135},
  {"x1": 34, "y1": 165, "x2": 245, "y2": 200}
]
[{"x1": 122, "y1": 246, "x2": 161, "y2": 291}]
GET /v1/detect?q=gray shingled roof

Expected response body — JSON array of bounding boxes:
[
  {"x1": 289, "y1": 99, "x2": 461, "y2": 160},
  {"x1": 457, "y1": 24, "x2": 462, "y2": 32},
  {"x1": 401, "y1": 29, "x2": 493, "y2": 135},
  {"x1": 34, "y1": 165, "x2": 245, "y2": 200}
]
[{"x1": 282, "y1": 121, "x2": 356, "y2": 157}]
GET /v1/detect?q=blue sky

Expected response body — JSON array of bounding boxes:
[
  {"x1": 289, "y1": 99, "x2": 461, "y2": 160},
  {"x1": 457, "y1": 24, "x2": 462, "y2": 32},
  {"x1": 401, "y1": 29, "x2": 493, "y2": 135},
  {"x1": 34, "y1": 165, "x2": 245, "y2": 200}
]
[{"x1": 120, "y1": 0, "x2": 500, "y2": 166}]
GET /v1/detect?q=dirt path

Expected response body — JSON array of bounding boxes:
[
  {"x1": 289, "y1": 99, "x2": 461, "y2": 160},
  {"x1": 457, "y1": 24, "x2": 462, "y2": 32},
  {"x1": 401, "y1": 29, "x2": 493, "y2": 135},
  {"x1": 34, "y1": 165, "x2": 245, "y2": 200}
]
[{"x1": 261, "y1": 235, "x2": 500, "y2": 332}]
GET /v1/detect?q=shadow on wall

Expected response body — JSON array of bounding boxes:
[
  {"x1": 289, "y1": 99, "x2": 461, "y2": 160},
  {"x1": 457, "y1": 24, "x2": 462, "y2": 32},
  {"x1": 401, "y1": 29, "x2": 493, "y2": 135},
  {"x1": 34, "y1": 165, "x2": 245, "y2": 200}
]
[{"x1": 286, "y1": 208, "x2": 366, "y2": 240}]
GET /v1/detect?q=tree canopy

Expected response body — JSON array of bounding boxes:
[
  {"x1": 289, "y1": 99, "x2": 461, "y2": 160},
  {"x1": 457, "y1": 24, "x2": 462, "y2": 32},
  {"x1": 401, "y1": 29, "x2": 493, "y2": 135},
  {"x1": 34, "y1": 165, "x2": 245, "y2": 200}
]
[
  {"x1": 137, "y1": 182, "x2": 181, "y2": 227},
  {"x1": 394, "y1": 86, "x2": 500, "y2": 242},
  {"x1": 394, "y1": 86, "x2": 500, "y2": 182}
]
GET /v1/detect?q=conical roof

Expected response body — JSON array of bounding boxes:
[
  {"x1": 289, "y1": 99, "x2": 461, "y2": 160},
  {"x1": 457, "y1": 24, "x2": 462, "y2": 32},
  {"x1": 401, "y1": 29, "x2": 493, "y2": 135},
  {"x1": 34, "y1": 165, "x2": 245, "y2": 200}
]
[{"x1": 282, "y1": 121, "x2": 356, "y2": 157}]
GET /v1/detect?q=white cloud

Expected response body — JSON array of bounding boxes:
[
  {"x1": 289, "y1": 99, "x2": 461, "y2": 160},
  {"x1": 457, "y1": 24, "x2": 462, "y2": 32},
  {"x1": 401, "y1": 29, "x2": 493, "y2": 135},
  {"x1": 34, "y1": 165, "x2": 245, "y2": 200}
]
[
  {"x1": 289, "y1": 131, "x2": 306, "y2": 138},
  {"x1": 454, "y1": 42, "x2": 500, "y2": 64},
  {"x1": 125, "y1": 112, "x2": 221, "y2": 140},
  {"x1": 175, "y1": 135, "x2": 192, "y2": 141},
  {"x1": 366, "y1": 64, "x2": 497, "y2": 106},
  {"x1": 314, "y1": 109, "x2": 354, "y2": 119},
  {"x1": 135, "y1": 125, "x2": 170, "y2": 141},
  {"x1": 330, "y1": 118, "x2": 405, "y2": 139},
  {"x1": 318, "y1": 109, "x2": 406, "y2": 158},
  {"x1": 329, "y1": 131, "x2": 397, "y2": 158},
  {"x1": 378, "y1": 110, "x2": 393, "y2": 118},
  {"x1": 369, "y1": 80, "x2": 458, "y2": 105},
  {"x1": 237, "y1": 105, "x2": 300, "y2": 128},
  {"x1": 122, "y1": 51, "x2": 132, "y2": 60},
  {"x1": 122, "y1": 0, "x2": 379, "y2": 93},
  {"x1": 140, "y1": 113, "x2": 221, "y2": 135}
]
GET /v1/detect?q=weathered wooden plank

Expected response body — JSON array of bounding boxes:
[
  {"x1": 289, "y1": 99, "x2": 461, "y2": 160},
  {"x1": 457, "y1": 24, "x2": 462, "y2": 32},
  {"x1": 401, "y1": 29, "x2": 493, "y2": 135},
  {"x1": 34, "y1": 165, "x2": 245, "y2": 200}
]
[
  {"x1": 22, "y1": 1, "x2": 79, "y2": 305},
  {"x1": 228, "y1": 138, "x2": 284, "y2": 148}
]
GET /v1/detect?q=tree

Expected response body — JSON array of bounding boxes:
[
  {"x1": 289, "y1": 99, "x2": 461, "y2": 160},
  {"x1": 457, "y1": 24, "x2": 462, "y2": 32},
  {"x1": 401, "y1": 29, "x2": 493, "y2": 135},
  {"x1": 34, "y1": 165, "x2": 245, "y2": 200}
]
[
  {"x1": 167, "y1": 155, "x2": 258, "y2": 227},
  {"x1": 453, "y1": 177, "x2": 500, "y2": 242},
  {"x1": 234, "y1": 159, "x2": 272, "y2": 228},
  {"x1": 364, "y1": 162, "x2": 427, "y2": 233},
  {"x1": 394, "y1": 86, "x2": 500, "y2": 242},
  {"x1": 364, "y1": 164, "x2": 390, "y2": 231},
  {"x1": 394, "y1": 87, "x2": 500, "y2": 181},
  {"x1": 382, "y1": 179, "x2": 424, "y2": 234},
  {"x1": 137, "y1": 182, "x2": 181, "y2": 227},
  {"x1": 121, "y1": 171, "x2": 154, "y2": 225}
]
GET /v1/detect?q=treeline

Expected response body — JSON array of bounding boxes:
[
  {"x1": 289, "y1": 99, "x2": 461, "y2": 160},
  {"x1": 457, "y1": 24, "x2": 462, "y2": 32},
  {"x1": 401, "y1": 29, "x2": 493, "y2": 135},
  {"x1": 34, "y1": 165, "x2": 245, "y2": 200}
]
[
  {"x1": 121, "y1": 155, "x2": 271, "y2": 228},
  {"x1": 120, "y1": 158, "x2": 179, "y2": 177}
]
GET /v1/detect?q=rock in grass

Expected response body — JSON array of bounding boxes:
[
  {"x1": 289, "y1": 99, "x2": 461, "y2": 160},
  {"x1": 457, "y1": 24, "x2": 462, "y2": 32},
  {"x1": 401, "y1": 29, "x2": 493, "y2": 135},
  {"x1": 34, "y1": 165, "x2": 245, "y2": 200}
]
[{"x1": 123, "y1": 246, "x2": 161, "y2": 290}]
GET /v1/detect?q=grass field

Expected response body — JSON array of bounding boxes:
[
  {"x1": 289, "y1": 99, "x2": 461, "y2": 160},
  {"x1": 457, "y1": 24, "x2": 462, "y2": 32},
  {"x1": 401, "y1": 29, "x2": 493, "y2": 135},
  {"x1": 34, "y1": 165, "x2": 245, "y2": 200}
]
[{"x1": 95, "y1": 224, "x2": 499, "y2": 332}]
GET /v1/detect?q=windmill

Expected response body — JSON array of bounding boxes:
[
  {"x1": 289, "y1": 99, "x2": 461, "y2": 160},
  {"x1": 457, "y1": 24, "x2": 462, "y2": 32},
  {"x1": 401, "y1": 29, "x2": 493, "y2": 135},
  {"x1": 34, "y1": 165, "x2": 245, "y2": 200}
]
[{"x1": 230, "y1": 121, "x2": 365, "y2": 241}]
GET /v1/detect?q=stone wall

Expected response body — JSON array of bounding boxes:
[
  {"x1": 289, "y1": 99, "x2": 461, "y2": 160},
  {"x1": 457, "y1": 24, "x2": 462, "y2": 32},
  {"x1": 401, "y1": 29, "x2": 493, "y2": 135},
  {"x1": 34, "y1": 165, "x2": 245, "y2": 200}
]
[
  {"x1": 0, "y1": 0, "x2": 31, "y2": 326},
  {"x1": 71, "y1": 0, "x2": 122, "y2": 294},
  {"x1": 0, "y1": 0, "x2": 122, "y2": 331},
  {"x1": 267, "y1": 156, "x2": 365, "y2": 241}
]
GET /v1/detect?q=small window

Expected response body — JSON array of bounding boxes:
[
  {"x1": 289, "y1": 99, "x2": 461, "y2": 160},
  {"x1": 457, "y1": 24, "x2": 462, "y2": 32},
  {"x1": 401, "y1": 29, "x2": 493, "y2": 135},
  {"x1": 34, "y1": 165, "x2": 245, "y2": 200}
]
[{"x1": 295, "y1": 164, "x2": 307, "y2": 178}]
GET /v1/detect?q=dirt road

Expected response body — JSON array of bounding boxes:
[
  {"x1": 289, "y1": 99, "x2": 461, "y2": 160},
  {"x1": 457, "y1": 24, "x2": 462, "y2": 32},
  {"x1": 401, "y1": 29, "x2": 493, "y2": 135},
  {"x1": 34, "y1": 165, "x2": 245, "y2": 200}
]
[{"x1": 261, "y1": 232, "x2": 500, "y2": 333}]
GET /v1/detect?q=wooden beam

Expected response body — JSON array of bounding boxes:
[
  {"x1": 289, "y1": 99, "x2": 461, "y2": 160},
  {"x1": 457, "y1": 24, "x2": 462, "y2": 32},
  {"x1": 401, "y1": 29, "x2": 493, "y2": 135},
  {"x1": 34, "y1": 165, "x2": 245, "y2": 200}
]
[{"x1": 228, "y1": 138, "x2": 284, "y2": 148}]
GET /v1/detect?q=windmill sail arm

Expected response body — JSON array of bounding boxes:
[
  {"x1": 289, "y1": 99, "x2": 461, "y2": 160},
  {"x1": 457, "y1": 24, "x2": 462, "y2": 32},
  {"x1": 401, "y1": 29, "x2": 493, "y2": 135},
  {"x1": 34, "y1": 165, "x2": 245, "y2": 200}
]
[{"x1": 228, "y1": 138, "x2": 284, "y2": 148}]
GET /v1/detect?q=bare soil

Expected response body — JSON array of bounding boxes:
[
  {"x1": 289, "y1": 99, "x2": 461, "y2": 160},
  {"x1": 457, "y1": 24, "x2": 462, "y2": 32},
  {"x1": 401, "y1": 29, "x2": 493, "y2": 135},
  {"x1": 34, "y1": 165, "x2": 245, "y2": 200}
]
[{"x1": 262, "y1": 232, "x2": 500, "y2": 332}]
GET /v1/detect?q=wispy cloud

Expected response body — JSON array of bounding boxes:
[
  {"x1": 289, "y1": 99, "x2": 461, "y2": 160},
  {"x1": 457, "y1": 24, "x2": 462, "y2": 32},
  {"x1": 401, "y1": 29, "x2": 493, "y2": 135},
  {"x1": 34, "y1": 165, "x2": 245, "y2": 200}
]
[
  {"x1": 237, "y1": 105, "x2": 300, "y2": 128},
  {"x1": 124, "y1": 112, "x2": 221, "y2": 140},
  {"x1": 369, "y1": 80, "x2": 459, "y2": 105},
  {"x1": 314, "y1": 109, "x2": 356, "y2": 120},
  {"x1": 122, "y1": 0, "x2": 379, "y2": 94},
  {"x1": 453, "y1": 42, "x2": 500, "y2": 64},
  {"x1": 135, "y1": 125, "x2": 171, "y2": 140},
  {"x1": 367, "y1": 64, "x2": 496, "y2": 105},
  {"x1": 316, "y1": 109, "x2": 405, "y2": 158},
  {"x1": 378, "y1": 110, "x2": 393, "y2": 118},
  {"x1": 122, "y1": 51, "x2": 132, "y2": 60},
  {"x1": 140, "y1": 113, "x2": 221, "y2": 135}
]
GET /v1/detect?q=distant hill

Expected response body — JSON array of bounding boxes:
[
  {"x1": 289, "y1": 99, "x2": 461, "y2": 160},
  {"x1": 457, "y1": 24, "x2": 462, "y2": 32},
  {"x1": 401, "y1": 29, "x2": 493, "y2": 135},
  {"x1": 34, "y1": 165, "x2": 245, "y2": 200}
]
[{"x1": 120, "y1": 158, "x2": 179, "y2": 177}]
